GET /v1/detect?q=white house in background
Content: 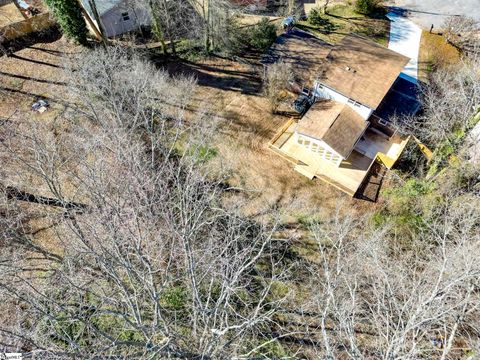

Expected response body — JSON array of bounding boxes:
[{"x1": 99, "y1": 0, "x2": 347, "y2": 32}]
[{"x1": 80, "y1": 0, "x2": 150, "y2": 38}]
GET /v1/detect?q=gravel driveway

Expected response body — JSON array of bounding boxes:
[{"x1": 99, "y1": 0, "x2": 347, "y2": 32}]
[{"x1": 386, "y1": 0, "x2": 480, "y2": 29}]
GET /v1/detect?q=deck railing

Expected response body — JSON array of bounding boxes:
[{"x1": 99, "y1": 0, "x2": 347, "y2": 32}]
[{"x1": 268, "y1": 117, "x2": 296, "y2": 146}]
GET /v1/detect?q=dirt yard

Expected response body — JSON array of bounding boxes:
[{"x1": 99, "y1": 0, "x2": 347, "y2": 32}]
[
  {"x1": 0, "y1": 34, "x2": 377, "y2": 231},
  {"x1": 164, "y1": 56, "x2": 376, "y2": 222}
]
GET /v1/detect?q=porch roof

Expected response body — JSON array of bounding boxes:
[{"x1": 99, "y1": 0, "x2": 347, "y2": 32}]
[{"x1": 296, "y1": 101, "x2": 369, "y2": 158}]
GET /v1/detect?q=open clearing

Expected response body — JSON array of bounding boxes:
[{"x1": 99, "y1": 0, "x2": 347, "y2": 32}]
[
  {"x1": 1, "y1": 35, "x2": 376, "y2": 230},
  {"x1": 165, "y1": 56, "x2": 375, "y2": 221}
]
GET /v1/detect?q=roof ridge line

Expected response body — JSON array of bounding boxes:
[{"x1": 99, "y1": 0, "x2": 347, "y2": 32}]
[{"x1": 328, "y1": 104, "x2": 346, "y2": 129}]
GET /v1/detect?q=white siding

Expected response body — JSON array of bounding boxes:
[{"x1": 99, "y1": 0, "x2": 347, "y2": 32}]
[
  {"x1": 295, "y1": 132, "x2": 343, "y2": 166},
  {"x1": 313, "y1": 82, "x2": 373, "y2": 120}
]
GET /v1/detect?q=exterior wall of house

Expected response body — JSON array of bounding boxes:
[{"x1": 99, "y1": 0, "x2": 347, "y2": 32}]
[
  {"x1": 295, "y1": 132, "x2": 343, "y2": 166},
  {"x1": 101, "y1": 2, "x2": 151, "y2": 37},
  {"x1": 313, "y1": 82, "x2": 374, "y2": 120}
]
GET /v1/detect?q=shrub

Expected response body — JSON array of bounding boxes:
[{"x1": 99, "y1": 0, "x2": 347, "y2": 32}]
[
  {"x1": 308, "y1": 7, "x2": 337, "y2": 33},
  {"x1": 215, "y1": 15, "x2": 246, "y2": 55},
  {"x1": 44, "y1": 0, "x2": 88, "y2": 45},
  {"x1": 308, "y1": 7, "x2": 324, "y2": 27},
  {"x1": 355, "y1": 0, "x2": 383, "y2": 15},
  {"x1": 249, "y1": 18, "x2": 277, "y2": 51}
]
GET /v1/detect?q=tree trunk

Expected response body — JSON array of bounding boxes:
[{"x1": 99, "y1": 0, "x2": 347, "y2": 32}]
[
  {"x1": 323, "y1": 0, "x2": 330, "y2": 14},
  {"x1": 148, "y1": 0, "x2": 168, "y2": 54},
  {"x1": 88, "y1": 0, "x2": 107, "y2": 48},
  {"x1": 204, "y1": 0, "x2": 211, "y2": 53}
]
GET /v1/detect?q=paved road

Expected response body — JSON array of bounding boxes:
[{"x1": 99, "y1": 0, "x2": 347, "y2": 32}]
[
  {"x1": 386, "y1": 11, "x2": 422, "y2": 83},
  {"x1": 386, "y1": 0, "x2": 480, "y2": 29}
]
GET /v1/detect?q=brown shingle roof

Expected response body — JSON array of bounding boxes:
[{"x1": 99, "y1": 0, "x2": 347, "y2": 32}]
[
  {"x1": 320, "y1": 34, "x2": 410, "y2": 109},
  {"x1": 296, "y1": 101, "x2": 369, "y2": 158},
  {"x1": 262, "y1": 29, "x2": 332, "y2": 85},
  {"x1": 296, "y1": 101, "x2": 344, "y2": 139}
]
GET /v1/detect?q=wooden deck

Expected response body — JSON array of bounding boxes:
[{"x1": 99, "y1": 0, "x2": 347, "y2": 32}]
[
  {"x1": 269, "y1": 119, "x2": 409, "y2": 198},
  {"x1": 270, "y1": 120, "x2": 374, "y2": 196}
]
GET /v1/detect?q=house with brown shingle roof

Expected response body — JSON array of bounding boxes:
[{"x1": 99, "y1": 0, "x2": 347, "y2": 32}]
[{"x1": 266, "y1": 30, "x2": 419, "y2": 198}]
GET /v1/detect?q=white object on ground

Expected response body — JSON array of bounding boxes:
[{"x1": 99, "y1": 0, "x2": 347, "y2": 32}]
[
  {"x1": 32, "y1": 99, "x2": 49, "y2": 113},
  {"x1": 386, "y1": 11, "x2": 422, "y2": 84},
  {"x1": 466, "y1": 119, "x2": 480, "y2": 164}
]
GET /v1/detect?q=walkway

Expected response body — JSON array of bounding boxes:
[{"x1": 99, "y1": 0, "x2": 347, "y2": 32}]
[{"x1": 386, "y1": 10, "x2": 422, "y2": 83}]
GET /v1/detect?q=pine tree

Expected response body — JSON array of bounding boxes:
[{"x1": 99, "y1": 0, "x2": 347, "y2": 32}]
[{"x1": 45, "y1": 0, "x2": 88, "y2": 45}]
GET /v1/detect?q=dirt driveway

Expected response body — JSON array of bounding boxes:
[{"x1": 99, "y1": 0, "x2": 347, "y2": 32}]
[{"x1": 386, "y1": 0, "x2": 480, "y2": 29}]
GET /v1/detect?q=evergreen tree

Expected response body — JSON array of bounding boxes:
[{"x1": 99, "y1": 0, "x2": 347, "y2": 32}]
[{"x1": 45, "y1": 0, "x2": 88, "y2": 45}]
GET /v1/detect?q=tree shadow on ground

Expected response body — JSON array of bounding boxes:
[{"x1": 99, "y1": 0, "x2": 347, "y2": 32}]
[
  {"x1": 153, "y1": 55, "x2": 263, "y2": 96},
  {"x1": 1, "y1": 27, "x2": 62, "y2": 55},
  {"x1": 297, "y1": 23, "x2": 349, "y2": 38},
  {"x1": 0, "y1": 70, "x2": 67, "y2": 86}
]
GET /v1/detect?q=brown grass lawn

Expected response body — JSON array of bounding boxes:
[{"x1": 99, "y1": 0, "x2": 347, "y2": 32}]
[
  {"x1": 0, "y1": 36, "x2": 377, "y2": 235},
  {"x1": 168, "y1": 57, "x2": 375, "y2": 222},
  {"x1": 0, "y1": 33, "x2": 85, "y2": 247},
  {"x1": 0, "y1": 31, "x2": 83, "y2": 112},
  {"x1": 418, "y1": 30, "x2": 460, "y2": 82}
]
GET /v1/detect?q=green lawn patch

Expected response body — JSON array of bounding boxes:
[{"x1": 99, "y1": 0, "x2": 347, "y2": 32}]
[{"x1": 298, "y1": 3, "x2": 390, "y2": 45}]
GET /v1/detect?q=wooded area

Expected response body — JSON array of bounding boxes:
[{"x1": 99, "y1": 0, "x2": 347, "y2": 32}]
[{"x1": 0, "y1": 0, "x2": 479, "y2": 358}]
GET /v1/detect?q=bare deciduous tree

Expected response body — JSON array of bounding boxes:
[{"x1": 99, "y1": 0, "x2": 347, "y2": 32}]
[
  {"x1": 0, "y1": 47, "x2": 289, "y2": 358},
  {"x1": 263, "y1": 59, "x2": 294, "y2": 113},
  {"x1": 396, "y1": 55, "x2": 480, "y2": 146},
  {"x1": 295, "y1": 200, "x2": 480, "y2": 359},
  {"x1": 443, "y1": 16, "x2": 479, "y2": 53}
]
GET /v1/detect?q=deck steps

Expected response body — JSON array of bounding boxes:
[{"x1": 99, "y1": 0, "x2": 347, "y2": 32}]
[{"x1": 294, "y1": 164, "x2": 316, "y2": 180}]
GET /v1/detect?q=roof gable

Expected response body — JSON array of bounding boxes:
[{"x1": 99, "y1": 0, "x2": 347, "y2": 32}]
[
  {"x1": 296, "y1": 101, "x2": 368, "y2": 158},
  {"x1": 81, "y1": 0, "x2": 123, "y2": 17}
]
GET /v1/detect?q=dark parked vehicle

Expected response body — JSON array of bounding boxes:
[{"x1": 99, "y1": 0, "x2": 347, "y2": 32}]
[{"x1": 294, "y1": 88, "x2": 315, "y2": 115}]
